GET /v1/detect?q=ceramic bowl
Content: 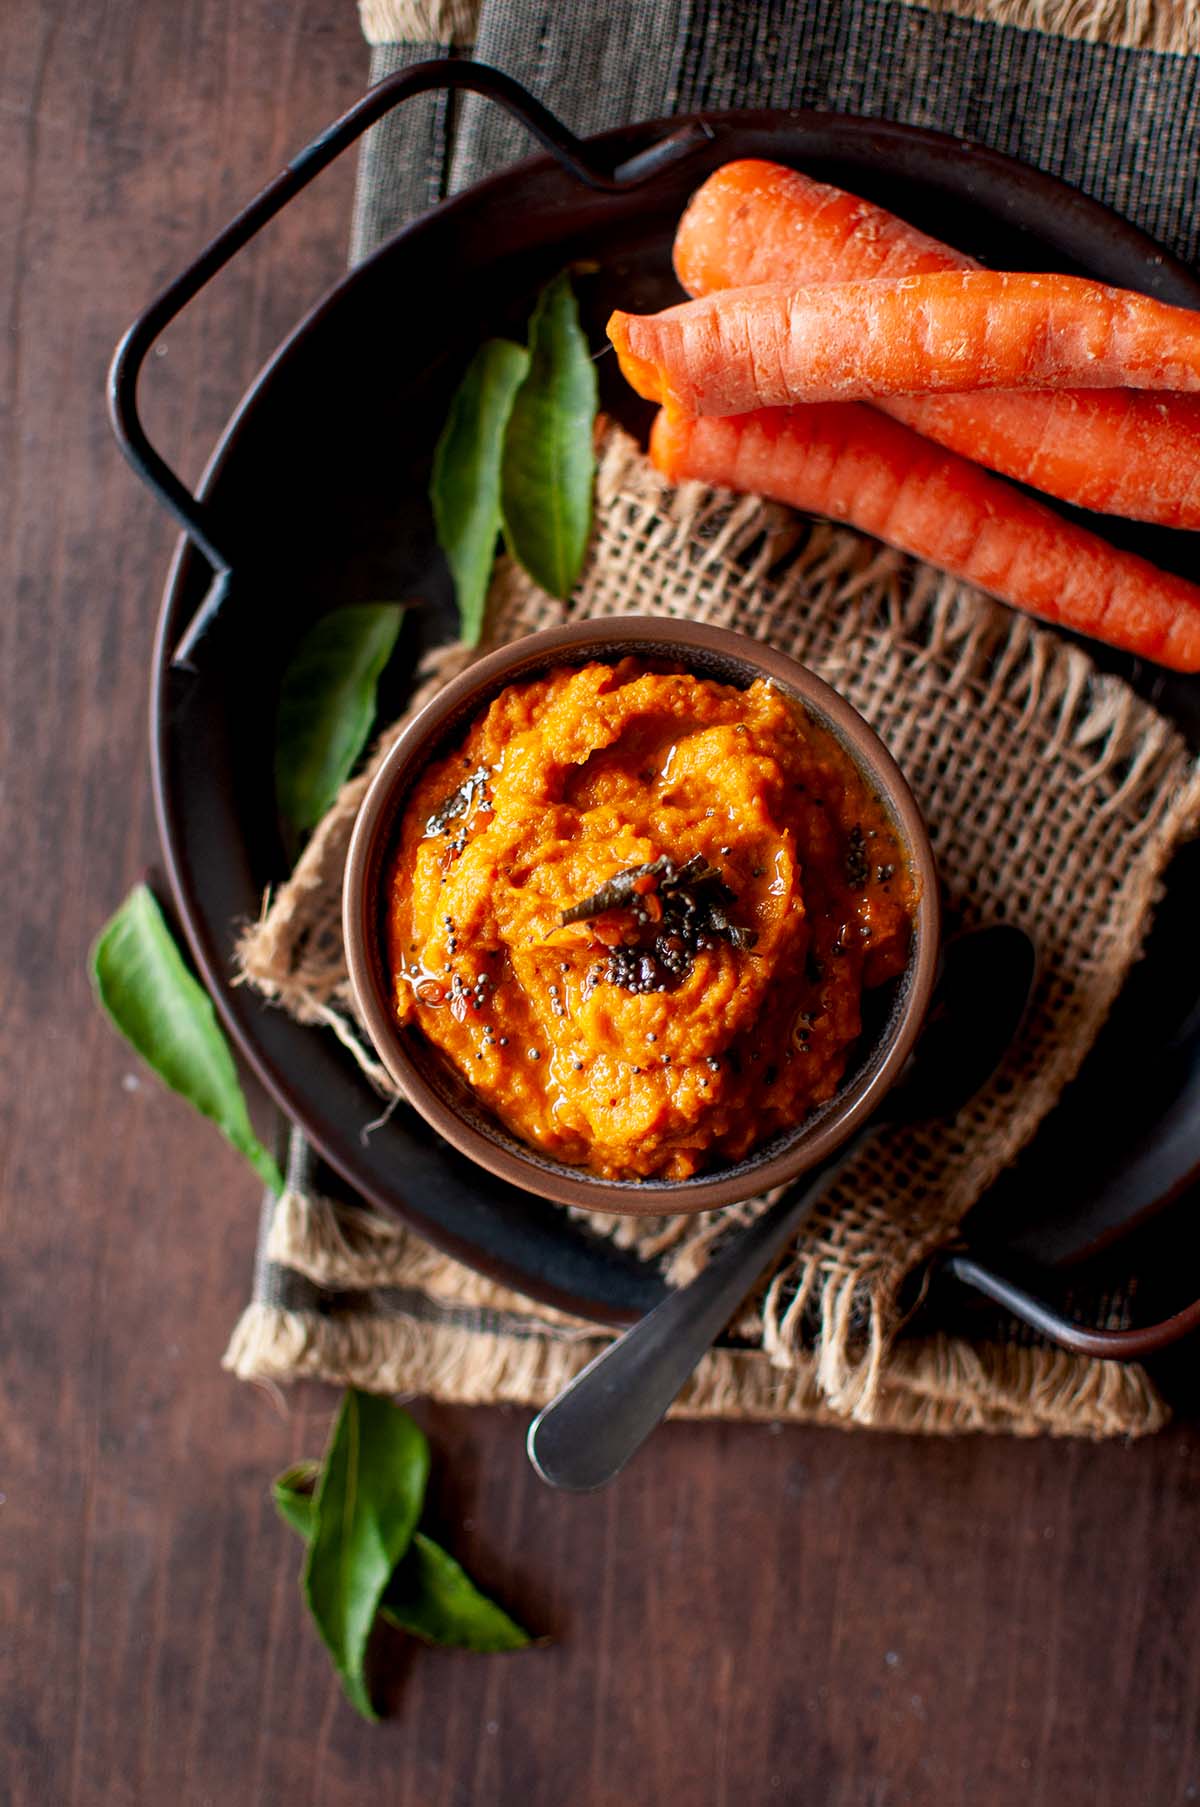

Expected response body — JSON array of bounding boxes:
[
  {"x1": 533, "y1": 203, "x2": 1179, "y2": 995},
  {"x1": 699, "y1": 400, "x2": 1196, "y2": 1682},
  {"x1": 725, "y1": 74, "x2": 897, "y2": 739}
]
[{"x1": 343, "y1": 618, "x2": 940, "y2": 1213}]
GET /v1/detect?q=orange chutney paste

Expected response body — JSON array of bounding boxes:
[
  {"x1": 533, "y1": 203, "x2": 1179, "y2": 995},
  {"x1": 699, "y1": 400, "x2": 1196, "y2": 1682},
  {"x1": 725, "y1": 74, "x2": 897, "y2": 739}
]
[{"x1": 386, "y1": 659, "x2": 915, "y2": 1181}]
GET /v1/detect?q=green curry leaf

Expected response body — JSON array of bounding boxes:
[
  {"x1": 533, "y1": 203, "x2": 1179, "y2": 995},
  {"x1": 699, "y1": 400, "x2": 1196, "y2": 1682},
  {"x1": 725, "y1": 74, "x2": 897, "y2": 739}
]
[
  {"x1": 275, "y1": 602, "x2": 406, "y2": 832},
  {"x1": 382, "y1": 1533, "x2": 531, "y2": 1653},
  {"x1": 90, "y1": 885, "x2": 283, "y2": 1194},
  {"x1": 273, "y1": 1445, "x2": 532, "y2": 1672},
  {"x1": 431, "y1": 338, "x2": 531, "y2": 645},
  {"x1": 272, "y1": 1462, "x2": 321, "y2": 1540},
  {"x1": 501, "y1": 272, "x2": 597, "y2": 601},
  {"x1": 302, "y1": 1390, "x2": 431, "y2": 1721}
]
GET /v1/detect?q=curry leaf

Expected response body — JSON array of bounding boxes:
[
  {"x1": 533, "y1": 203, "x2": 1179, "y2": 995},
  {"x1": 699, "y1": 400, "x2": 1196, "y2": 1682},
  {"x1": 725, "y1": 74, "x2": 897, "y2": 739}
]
[
  {"x1": 431, "y1": 339, "x2": 531, "y2": 645},
  {"x1": 90, "y1": 885, "x2": 283, "y2": 1194},
  {"x1": 272, "y1": 1462, "x2": 320, "y2": 1539},
  {"x1": 302, "y1": 1390, "x2": 430, "y2": 1721},
  {"x1": 381, "y1": 1533, "x2": 531, "y2": 1653},
  {"x1": 275, "y1": 603, "x2": 405, "y2": 832},
  {"x1": 501, "y1": 272, "x2": 597, "y2": 601},
  {"x1": 273, "y1": 1458, "x2": 532, "y2": 1659}
]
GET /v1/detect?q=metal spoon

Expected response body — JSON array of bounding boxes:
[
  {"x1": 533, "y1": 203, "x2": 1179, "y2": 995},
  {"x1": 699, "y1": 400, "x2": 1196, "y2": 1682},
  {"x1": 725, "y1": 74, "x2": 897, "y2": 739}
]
[{"x1": 527, "y1": 923, "x2": 1036, "y2": 1491}]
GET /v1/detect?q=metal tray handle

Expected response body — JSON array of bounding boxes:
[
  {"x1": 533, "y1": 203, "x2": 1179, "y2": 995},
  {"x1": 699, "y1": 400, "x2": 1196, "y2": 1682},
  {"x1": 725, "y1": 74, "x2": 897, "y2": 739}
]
[
  {"x1": 108, "y1": 59, "x2": 709, "y2": 574},
  {"x1": 945, "y1": 1251, "x2": 1200, "y2": 1359}
]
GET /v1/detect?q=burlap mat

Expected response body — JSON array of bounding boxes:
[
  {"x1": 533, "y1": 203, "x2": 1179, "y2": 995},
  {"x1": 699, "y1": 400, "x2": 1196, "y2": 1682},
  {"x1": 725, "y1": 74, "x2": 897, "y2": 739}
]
[
  {"x1": 222, "y1": 0, "x2": 1200, "y2": 1436},
  {"x1": 229, "y1": 416, "x2": 1200, "y2": 1436}
]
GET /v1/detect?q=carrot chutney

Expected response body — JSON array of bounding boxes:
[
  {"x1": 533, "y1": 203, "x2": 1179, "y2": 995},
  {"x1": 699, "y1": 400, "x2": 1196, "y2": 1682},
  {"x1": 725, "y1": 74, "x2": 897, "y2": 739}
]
[{"x1": 385, "y1": 659, "x2": 915, "y2": 1181}]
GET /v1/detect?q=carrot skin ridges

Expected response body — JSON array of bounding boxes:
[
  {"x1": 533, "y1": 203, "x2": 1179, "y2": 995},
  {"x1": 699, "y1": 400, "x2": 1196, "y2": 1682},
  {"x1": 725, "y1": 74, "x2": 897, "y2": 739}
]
[
  {"x1": 609, "y1": 272, "x2": 1200, "y2": 416},
  {"x1": 672, "y1": 159, "x2": 973, "y2": 294},
  {"x1": 670, "y1": 159, "x2": 1200, "y2": 528},
  {"x1": 648, "y1": 405, "x2": 1200, "y2": 673},
  {"x1": 880, "y1": 390, "x2": 1200, "y2": 531}
]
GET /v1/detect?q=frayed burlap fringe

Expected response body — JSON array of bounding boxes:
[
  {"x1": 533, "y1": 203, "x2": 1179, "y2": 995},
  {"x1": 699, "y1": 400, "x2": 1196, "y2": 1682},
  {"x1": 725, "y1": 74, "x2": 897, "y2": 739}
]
[
  {"x1": 358, "y1": 0, "x2": 480, "y2": 46},
  {"x1": 224, "y1": 1298, "x2": 1168, "y2": 1439},
  {"x1": 357, "y1": 0, "x2": 1200, "y2": 59},
  {"x1": 226, "y1": 1168, "x2": 1170, "y2": 1440},
  {"x1": 901, "y1": 0, "x2": 1199, "y2": 53}
]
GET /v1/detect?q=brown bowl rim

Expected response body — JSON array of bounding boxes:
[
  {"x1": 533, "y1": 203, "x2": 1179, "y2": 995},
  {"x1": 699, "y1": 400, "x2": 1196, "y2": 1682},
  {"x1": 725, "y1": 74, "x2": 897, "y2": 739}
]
[{"x1": 343, "y1": 618, "x2": 940, "y2": 1214}]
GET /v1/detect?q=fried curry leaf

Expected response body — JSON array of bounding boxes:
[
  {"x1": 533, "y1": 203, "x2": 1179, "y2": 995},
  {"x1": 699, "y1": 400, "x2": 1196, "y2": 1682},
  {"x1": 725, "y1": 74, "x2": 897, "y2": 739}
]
[
  {"x1": 274, "y1": 1455, "x2": 530, "y2": 1662},
  {"x1": 501, "y1": 272, "x2": 598, "y2": 601},
  {"x1": 431, "y1": 338, "x2": 531, "y2": 645},
  {"x1": 561, "y1": 853, "x2": 754, "y2": 945},
  {"x1": 561, "y1": 854, "x2": 757, "y2": 995},
  {"x1": 560, "y1": 856, "x2": 674, "y2": 926},
  {"x1": 302, "y1": 1390, "x2": 431, "y2": 1721},
  {"x1": 275, "y1": 602, "x2": 405, "y2": 832},
  {"x1": 424, "y1": 764, "x2": 491, "y2": 838},
  {"x1": 90, "y1": 885, "x2": 283, "y2": 1194}
]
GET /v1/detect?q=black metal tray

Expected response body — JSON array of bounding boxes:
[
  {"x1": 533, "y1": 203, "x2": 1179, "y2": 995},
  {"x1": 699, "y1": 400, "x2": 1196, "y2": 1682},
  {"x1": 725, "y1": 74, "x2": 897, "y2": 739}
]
[{"x1": 111, "y1": 63, "x2": 1200, "y2": 1346}]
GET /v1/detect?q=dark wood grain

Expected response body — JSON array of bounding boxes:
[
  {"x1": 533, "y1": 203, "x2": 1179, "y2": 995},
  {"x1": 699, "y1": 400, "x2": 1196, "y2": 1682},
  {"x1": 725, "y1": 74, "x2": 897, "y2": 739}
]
[{"x1": 4, "y1": 3, "x2": 1200, "y2": 1802}]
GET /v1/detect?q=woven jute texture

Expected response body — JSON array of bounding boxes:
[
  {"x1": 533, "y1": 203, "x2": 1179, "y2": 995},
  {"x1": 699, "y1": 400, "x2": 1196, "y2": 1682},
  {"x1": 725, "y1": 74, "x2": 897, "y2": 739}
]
[
  {"x1": 357, "y1": 0, "x2": 1200, "y2": 57},
  {"x1": 229, "y1": 423, "x2": 1200, "y2": 1437}
]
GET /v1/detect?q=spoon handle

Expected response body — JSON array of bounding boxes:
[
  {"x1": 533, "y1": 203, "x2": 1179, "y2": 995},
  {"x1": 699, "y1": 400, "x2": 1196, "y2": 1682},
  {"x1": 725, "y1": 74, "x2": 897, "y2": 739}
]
[{"x1": 526, "y1": 1132, "x2": 868, "y2": 1491}]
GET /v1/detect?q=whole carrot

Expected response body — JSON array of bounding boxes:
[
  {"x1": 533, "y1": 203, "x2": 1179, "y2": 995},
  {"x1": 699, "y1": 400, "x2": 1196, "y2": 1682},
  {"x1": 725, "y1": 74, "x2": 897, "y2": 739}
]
[
  {"x1": 673, "y1": 159, "x2": 968, "y2": 293},
  {"x1": 649, "y1": 405, "x2": 1200, "y2": 672},
  {"x1": 671, "y1": 160, "x2": 1200, "y2": 529},
  {"x1": 609, "y1": 272, "x2": 1200, "y2": 416}
]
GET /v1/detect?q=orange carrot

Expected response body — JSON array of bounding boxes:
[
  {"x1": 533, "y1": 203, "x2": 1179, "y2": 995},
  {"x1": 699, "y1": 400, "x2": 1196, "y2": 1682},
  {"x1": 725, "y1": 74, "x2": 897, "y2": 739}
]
[
  {"x1": 609, "y1": 272, "x2": 1200, "y2": 416},
  {"x1": 649, "y1": 405, "x2": 1200, "y2": 671},
  {"x1": 672, "y1": 160, "x2": 1200, "y2": 529},
  {"x1": 674, "y1": 160, "x2": 970, "y2": 293},
  {"x1": 881, "y1": 389, "x2": 1200, "y2": 530}
]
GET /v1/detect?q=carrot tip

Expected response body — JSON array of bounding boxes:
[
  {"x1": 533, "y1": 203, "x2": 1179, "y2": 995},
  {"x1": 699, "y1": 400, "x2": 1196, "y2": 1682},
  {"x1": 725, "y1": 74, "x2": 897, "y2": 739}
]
[{"x1": 607, "y1": 311, "x2": 667, "y2": 406}]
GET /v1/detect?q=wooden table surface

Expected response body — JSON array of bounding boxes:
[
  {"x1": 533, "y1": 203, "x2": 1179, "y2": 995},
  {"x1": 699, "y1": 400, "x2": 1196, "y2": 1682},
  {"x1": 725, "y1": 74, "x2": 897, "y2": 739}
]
[{"x1": 6, "y1": 4, "x2": 1200, "y2": 1801}]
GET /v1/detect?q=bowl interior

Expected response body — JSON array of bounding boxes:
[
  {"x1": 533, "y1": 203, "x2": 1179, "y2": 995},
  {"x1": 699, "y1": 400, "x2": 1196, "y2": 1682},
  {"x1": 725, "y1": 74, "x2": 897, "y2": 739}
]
[{"x1": 349, "y1": 622, "x2": 939, "y2": 1213}]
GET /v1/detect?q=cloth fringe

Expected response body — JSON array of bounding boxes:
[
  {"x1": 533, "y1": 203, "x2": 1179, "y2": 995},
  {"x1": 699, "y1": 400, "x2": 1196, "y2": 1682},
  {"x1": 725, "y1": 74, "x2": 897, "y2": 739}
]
[
  {"x1": 222, "y1": 1301, "x2": 1168, "y2": 1438},
  {"x1": 358, "y1": 0, "x2": 1200, "y2": 59},
  {"x1": 243, "y1": 1190, "x2": 1171, "y2": 1439},
  {"x1": 903, "y1": 0, "x2": 1199, "y2": 51},
  {"x1": 358, "y1": 0, "x2": 481, "y2": 45}
]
